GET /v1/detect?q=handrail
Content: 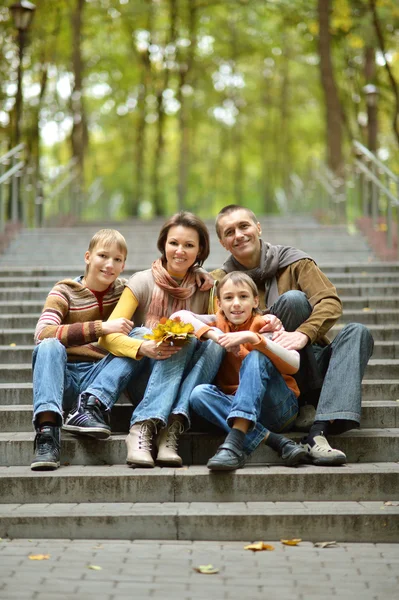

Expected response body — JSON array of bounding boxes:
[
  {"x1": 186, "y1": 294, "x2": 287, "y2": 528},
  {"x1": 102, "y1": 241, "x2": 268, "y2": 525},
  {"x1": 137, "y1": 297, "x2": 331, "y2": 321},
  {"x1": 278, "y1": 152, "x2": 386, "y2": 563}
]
[{"x1": 353, "y1": 140, "x2": 397, "y2": 181}]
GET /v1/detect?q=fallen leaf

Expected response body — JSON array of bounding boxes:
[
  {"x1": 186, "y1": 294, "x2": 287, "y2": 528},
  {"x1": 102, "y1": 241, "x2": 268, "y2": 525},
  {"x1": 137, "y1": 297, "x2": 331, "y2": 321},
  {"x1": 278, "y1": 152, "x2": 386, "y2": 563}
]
[
  {"x1": 29, "y1": 554, "x2": 50, "y2": 560},
  {"x1": 362, "y1": 307, "x2": 371, "y2": 312},
  {"x1": 88, "y1": 565, "x2": 102, "y2": 571},
  {"x1": 314, "y1": 541, "x2": 338, "y2": 549},
  {"x1": 384, "y1": 501, "x2": 399, "y2": 507},
  {"x1": 9, "y1": 343, "x2": 16, "y2": 347},
  {"x1": 194, "y1": 564, "x2": 219, "y2": 574},
  {"x1": 244, "y1": 542, "x2": 275, "y2": 552},
  {"x1": 93, "y1": 544, "x2": 103, "y2": 549},
  {"x1": 281, "y1": 538, "x2": 302, "y2": 546}
]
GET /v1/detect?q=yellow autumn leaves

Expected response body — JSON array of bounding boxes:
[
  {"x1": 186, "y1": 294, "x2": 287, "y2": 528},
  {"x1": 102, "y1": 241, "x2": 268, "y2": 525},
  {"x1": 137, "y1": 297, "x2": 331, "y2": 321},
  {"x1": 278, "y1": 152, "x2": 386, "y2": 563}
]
[{"x1": 144, "y1": 316, "x2": 195, "y2": 346}]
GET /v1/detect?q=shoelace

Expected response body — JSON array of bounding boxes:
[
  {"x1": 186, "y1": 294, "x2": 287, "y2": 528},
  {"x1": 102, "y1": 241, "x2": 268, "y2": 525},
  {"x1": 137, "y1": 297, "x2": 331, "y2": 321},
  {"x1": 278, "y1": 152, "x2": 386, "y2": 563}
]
[
  {"x1": 139, "y1": 421, "x2": 156, "y2": 451},
  {"x1": 165, "y1": 421, "x2": 185, "y2": 450},
  {"x1": 34, "y1": 431, "x2": 59, "y2": 453}
]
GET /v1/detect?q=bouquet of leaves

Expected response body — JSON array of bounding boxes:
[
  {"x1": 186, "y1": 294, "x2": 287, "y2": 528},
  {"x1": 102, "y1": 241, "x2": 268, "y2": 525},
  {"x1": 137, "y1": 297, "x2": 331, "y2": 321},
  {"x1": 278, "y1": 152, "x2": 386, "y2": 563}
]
[{"x1": 143, "y1": 316, "x2": 195, "y2": 347}]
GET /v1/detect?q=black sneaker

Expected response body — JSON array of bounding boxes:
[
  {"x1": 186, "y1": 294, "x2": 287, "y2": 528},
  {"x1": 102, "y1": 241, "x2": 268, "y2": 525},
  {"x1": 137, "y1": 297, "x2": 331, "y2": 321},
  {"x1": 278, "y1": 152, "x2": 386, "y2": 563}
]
[
  {"x1": 31, "y1": 425, "x2": 61, "y2": 471},
  {"x1": 63, "y1": 394, "x2": 111, "y2": 440}
]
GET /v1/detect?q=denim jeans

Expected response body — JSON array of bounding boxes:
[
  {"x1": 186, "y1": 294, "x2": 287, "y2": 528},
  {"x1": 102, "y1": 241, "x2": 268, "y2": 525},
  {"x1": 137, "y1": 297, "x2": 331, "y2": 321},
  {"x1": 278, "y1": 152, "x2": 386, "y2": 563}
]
[
  {"x1": 130, "y1": 337, "x2": 225, "y2": 428},
  {"x1": 269, "y1": 290, "x2": 374, "y2": 431},
  {"x1": 32, "y1": 334, "x2": 146, "y2": 428},
  {"x1": 190, "y1": 350, "x2": 299, "y2": 455}
]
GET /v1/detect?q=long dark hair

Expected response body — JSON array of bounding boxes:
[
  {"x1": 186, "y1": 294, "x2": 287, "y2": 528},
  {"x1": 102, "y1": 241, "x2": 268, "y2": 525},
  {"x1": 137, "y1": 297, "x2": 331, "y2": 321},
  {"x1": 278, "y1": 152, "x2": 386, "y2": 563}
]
[{"x1": 157, "y1": 212, "x2": 210, "y2": 267}]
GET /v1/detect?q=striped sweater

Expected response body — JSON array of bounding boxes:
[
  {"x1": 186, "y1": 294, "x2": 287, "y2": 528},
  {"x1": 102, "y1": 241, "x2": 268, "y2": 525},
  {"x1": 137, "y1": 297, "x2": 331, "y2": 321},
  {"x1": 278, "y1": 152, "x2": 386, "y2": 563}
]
[{"x1": 34, "y1": 276, "x2": 126, "y2": 362}]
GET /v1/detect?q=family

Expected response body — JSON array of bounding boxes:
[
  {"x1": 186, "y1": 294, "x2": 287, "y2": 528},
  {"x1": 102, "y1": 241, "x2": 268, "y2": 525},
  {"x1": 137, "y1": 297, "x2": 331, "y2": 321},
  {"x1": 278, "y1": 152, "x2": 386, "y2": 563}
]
[{"x1": 31, "y1": 205, "x2": 374, "y2": 472}]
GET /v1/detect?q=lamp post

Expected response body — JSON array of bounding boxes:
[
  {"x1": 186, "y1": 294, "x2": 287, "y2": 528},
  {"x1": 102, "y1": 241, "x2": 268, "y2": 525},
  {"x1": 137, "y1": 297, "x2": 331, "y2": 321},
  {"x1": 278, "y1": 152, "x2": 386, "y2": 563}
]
[
  {"x1": 10, "y1": 0, "x2": 36, "y2": 147},
  {"x1": 363, "y1": 83, "x2": 379, "y2": 153}
]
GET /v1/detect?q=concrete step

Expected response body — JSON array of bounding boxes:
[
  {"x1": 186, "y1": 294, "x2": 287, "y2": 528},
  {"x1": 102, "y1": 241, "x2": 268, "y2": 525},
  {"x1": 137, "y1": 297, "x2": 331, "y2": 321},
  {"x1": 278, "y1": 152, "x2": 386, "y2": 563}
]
[
  {"x1": 0, "y1": 301, "x2": 43, "y2": 314},
  {"x1": 1, "y1": 429, "x2": 399, "y2": 467},
  {"x1": 341, "y1": 297, "x2": 399, "y2": 310},
  {"x1": 1, "y1": 463, "x2": 398, "y2": 504},
  {"x1": 335, "y1": 284, "x2": 399, "y2": 297},
  {"x1": 0, "y1": 329, "x2": 34, "y2": 344},
  {"x1": 0, "y1": 383, "x2": 32, "y2": 405},
  {"x1": 2, "y1": 400, "x2": 397, "y2": 432},
  {"x1": 331, "y1": 324, "x2": 399, "y2": 341},
  {"x1": 328, "y1": 273, "x2": 399, "y2": 284},
  {"x1": 0, "y1": 500, "x2": 397, "y2": 542},
  {"x1": 339, "y1": 310, "x2": 399, "y2": 325}
]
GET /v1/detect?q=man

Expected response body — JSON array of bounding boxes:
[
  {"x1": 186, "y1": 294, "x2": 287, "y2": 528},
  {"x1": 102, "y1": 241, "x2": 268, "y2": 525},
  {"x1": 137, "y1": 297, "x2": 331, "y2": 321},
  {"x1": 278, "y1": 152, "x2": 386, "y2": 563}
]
[{"x1": 210, "y1": 205, "x2": 374, "y2": 466}]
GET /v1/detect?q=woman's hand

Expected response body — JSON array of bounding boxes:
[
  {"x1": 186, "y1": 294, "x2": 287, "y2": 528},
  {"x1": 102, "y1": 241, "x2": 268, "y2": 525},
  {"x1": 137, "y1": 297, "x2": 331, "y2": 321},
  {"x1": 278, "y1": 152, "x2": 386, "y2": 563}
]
[
  {"x1": 258, "y1": 314, "x2": 284, "y2": 334},
  {"x1": 102, "y1": 317, "x2": 134, "y2": 336},
  {"x1": 195, "y1": 269, "x2": 214, "y2": 291},
  {"x1": 137, "y1": 339, "x2": 183, "y2": 360}
]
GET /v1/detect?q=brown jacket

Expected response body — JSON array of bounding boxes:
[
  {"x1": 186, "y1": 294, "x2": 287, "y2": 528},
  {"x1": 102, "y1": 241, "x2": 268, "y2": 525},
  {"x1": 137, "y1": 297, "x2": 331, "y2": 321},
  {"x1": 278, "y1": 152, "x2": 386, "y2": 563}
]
[{"x1": 211, "y1": 258, "x2": 342, "y2": 346}]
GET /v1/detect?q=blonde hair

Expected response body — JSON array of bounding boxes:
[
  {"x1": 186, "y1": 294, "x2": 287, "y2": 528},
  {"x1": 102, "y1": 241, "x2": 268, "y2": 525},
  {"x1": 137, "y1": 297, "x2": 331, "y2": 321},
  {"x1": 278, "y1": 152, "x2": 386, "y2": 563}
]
[
  {"x1": 85, "y1": 229, "x2": 127, "y2": 275},
  {"x1": 217, "y1": 271, "x2": 262, "y2": 315}
]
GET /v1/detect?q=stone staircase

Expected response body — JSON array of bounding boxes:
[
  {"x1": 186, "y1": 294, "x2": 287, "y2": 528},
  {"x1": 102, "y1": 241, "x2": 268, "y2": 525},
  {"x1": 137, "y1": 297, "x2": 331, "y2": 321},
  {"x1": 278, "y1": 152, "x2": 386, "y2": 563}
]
[{"x1": 0, "y1": 217, "x2": 398, "y2": 542}]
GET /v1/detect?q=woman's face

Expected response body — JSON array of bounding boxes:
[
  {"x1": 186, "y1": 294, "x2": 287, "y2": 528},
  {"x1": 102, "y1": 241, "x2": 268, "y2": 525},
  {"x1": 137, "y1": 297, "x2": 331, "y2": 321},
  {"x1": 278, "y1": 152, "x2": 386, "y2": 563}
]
[{"x1": 164, "y1": 225, "x2": 200, "y2": 275}]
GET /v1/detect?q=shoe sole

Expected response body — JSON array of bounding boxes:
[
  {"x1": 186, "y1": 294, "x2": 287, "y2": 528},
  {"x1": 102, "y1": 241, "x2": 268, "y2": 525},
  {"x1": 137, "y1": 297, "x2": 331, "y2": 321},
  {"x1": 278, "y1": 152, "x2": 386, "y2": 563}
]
[
  {"x1": 62, "y1": 425, "x2": 110, "y2": 440},
  {"x1": 31, "y1": 461, "x2": 60, "y2": 471},
  {"x1": 311, "y1": 455, "x2": 347, "y2": 466},
  {"x1": 156, "y1": 459, "x2": 183, "y2": 467},
  {"x1": 126, "y1": 459, "x2": 154, "y2": 468}
]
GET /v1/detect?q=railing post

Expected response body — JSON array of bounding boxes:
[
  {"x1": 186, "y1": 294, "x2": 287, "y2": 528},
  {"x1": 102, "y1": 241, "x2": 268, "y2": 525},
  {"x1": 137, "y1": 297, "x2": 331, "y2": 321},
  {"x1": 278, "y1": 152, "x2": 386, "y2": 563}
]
[
  {"x1": 0, "y1": 162, "x2": 4, "y2": 233},
  {"x1": 11, "y1": 155, "x2": 19, "y2": 222}
]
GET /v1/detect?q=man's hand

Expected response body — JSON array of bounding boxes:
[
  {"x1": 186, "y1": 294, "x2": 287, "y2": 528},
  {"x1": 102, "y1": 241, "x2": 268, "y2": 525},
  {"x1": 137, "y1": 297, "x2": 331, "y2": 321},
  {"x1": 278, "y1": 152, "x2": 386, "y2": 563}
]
[
  {"x1": 137, "y1": 340, "x2": 183, "y2": 360},
  {"x1": 102, "y1": 317, "x2": 134, "y2": 336},
  {"x1": 195, "y1": 270, "x2": 214, "y2": 291},
  {"x1": 271, "y1": 330, "x2": 309, "y2": 351},
  {"x1": 258, "y1": 314, "x2": 284, "y2": 334}
]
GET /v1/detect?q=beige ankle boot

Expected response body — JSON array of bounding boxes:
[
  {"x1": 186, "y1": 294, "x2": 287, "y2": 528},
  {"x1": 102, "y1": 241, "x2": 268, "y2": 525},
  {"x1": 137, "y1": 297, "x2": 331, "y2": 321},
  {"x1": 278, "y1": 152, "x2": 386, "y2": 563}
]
[
  {"x1": 126, "y1": 420, "x2": 157, "y2": 467},
  {"x1": 156, "y1": 416, "x2": 185, "y2": 467}
]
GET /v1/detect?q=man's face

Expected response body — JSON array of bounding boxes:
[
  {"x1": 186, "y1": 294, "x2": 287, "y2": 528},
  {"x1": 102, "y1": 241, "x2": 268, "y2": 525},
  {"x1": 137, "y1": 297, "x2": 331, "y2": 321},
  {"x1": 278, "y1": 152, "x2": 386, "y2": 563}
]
[{"x1": 217, "y1": 209, "x2": 262, "y2": 265}]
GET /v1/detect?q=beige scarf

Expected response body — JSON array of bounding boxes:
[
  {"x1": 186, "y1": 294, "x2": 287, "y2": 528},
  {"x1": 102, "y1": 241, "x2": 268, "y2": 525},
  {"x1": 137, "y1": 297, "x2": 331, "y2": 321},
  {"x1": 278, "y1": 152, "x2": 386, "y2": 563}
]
[{"x1": 146, "y1": 258, "x2": 197, "y2": 328}]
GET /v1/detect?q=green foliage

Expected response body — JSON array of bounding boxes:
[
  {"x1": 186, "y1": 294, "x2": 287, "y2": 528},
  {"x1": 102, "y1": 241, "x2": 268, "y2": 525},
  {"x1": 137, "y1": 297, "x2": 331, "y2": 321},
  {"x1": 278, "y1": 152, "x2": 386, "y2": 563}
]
[{"x1": 0, "y1": 0, "x2": 398, "y2": 220}]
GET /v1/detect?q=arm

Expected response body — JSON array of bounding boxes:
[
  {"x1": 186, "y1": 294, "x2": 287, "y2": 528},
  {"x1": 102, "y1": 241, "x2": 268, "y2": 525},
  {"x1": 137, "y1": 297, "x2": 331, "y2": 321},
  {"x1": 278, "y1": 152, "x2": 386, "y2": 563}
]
[
  {"x1": 35, "y1": 284, "x2": 103, "y2": 347},
  {"x1": 98, "y1": 287, "x2": 143, "y2": 359},
  {"x1": 170, "y1": 309, "x2": 220, "y2": 342},
  {"x1": 217, "y1": 330, "x2": 300, "y2": 374}
]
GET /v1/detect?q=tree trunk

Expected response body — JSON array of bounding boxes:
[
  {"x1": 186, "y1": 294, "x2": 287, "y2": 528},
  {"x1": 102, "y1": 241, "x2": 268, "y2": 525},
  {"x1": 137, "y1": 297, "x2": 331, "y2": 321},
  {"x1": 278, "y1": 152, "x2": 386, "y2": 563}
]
[
  {"x1": 317, "y1": 0, "x2": 344, "y2": 178},
  {"x1": 364, "y1": 46, "x2": 378, "y2": 152},
  {"x1": 70, "y1": 0, "x2": 88, "y2": 205}
]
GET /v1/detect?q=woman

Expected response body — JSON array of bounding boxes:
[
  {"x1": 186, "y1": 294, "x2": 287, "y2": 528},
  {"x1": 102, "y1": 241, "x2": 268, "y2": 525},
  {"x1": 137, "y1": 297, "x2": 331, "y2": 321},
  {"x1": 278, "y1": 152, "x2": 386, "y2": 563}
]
[{"x1": 99, "y1": 212, "x2": 223, "y2": 468}]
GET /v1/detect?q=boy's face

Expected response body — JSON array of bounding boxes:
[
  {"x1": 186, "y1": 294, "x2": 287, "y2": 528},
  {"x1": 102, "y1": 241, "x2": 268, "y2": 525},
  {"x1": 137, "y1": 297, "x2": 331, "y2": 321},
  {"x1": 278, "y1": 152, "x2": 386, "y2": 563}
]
[
  {"x1": 217, "y1": 280, "x2": 259, "y2": 325},
  {"x1": 84, "y1": 242, "x2": 125, "y2": 290}
]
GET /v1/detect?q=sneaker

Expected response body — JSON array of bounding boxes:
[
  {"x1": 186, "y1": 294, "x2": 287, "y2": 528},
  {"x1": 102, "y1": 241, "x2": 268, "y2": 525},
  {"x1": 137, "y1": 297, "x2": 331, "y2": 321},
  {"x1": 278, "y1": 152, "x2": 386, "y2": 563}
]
[
  {"x1": 156, "y1": 417, "x2": 185, "y2": 467},
  {"x1": 207, "y1": 441, "x2": 247, "y2": 472},
  {"x1": 300, "y1": 434, "x2": 347, "y2": 466},
  {"x1": 294, "y1": 405, "x2": 316, "y2": 432},
  {"x1": 63, "y1": 394, "x2": 111, "y2": 440},
  {"x1": 126, "y1": 420, "x2": 157, "y2": 467},
  {"x1": 31, "y1": 425, "x2": 60, "y2": 471}
]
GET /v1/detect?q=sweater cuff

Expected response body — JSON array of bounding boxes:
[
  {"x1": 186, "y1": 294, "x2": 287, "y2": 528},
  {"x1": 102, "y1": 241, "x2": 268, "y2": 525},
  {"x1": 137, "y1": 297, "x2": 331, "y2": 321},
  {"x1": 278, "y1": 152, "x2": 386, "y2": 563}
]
[
  {"x1": 196, "y1": 325, "x2": 213, "y2": 340},
  {"x1": 94, "y1": 320, "x2": 103, "y2": 339}
]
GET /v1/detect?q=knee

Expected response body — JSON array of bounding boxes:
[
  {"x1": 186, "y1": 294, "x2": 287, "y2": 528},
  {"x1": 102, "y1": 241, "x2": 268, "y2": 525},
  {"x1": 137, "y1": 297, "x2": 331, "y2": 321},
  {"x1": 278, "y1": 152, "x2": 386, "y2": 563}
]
[
  {"x1": 35, "y1": 338, "x2": 65, "y2": 357},
  {"x1": 128, "y1": 326, "x2": 151, "y2": 339},
  {"x1": 279, "y1": 290, "x2": 310, "y2": 312},
  {"x1": 340, "y1": 322, "x2": 374, "y2": 352},
  {"x1": 190, "y1": 385, "x2": 208, "y2": 411}
]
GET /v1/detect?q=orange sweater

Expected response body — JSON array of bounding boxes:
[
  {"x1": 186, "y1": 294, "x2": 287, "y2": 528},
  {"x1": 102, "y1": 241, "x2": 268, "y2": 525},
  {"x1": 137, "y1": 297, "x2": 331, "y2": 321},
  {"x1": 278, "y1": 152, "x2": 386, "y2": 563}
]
[{"x1": 195, "y1": 312, "x2": 300, "y2": 398}]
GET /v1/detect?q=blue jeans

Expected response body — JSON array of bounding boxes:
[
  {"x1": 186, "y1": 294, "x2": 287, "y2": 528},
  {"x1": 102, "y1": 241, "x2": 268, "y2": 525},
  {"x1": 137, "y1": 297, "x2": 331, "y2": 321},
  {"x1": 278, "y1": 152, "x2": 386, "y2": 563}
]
[
  {"x1": 32, "y1": 335, "x2": 146, "y2": 428},
  {"x1": 269, "y1": 290, "x2": 374, "y2": 431},
  {"x1": 190, "y1": 350, "x2": 299, "y2": 455},
  {"x1": 130, "y1": 337, "x2": 225, "y2": 428}
]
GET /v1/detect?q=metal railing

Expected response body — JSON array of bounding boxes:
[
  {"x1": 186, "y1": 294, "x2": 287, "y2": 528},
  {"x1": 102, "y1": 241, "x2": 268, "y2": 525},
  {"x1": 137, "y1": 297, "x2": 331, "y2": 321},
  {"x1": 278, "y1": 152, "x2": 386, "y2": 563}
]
[
  {"x1": 0, "y1": 143, "x2": 26, "y2": 231},
  {"x1": 352, "y1": 140, "x2": 399, "y2": 253}
]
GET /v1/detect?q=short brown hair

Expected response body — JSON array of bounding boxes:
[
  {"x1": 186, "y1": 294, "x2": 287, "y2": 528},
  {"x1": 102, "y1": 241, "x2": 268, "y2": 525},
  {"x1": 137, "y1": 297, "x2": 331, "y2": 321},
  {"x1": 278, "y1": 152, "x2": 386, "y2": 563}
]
[
  {"x1": 87, "y1": 229, "x2": 128, "y2": 258},
  {"x1": 215, "y1": 204, "x2": 258, "y2": 239},
  {"x1": 157, "y1": 211, "x2": 210, "y2": 267},
  {"x1": 217, "y1": 271, "x2": 262, "y2": 314}
]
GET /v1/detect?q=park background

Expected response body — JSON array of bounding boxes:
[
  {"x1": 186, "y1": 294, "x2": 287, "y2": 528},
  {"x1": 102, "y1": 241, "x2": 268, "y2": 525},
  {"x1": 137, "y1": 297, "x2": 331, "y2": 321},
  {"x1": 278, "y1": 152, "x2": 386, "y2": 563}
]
[{"x1": 0, "y1": 0, "x2": 398, "y2": 227}]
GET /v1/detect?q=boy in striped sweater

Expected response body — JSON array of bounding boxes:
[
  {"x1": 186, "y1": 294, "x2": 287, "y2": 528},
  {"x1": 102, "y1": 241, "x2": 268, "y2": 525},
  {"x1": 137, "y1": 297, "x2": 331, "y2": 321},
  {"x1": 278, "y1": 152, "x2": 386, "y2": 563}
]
[{"x1": 31, "y1": 229, "x2": 135, "y2": 471}]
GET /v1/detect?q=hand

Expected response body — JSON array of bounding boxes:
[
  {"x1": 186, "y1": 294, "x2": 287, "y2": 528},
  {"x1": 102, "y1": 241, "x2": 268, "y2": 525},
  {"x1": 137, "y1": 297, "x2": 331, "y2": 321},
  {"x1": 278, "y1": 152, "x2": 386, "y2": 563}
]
[
  {"x1": 259, "y1": 314, "x2": 284, "y2": 334},
  {"x1": 271, "y1": 330, "x2": 309, "y2": 350},
  {"x1": 138, "y1": 340, "x2": 183, "y2": 360},
  {"x1": 102, "y1": 317, "x2": 134, "y2": 335},
  {"x1": 195, "y1": 270, "x2": 214, "y2": 291},
  {"x1": 217, "y1": 331, "x2": 258, "y2": 350}
]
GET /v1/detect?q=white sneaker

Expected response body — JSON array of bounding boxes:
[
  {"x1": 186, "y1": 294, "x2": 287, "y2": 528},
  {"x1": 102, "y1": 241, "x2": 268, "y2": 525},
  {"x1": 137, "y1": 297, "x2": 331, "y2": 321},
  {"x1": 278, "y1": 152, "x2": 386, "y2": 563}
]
[{"x1": 300, "y1": 435, "x2": 347, "y2": 466}]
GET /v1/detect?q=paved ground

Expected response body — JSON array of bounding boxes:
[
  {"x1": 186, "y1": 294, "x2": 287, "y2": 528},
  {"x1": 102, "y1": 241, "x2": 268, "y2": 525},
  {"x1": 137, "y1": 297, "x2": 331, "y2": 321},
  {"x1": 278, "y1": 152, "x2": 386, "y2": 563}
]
[{"x1": 0, "y1": 538, "x2": 398, "y2": 599}]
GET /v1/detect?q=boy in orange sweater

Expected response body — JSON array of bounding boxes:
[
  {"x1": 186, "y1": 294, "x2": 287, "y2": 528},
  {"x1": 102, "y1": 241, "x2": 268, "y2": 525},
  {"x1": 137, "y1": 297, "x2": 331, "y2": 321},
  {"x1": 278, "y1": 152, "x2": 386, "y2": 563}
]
[{"x1": 174, "y1": 272, "x2": 307, "y2": 471}]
